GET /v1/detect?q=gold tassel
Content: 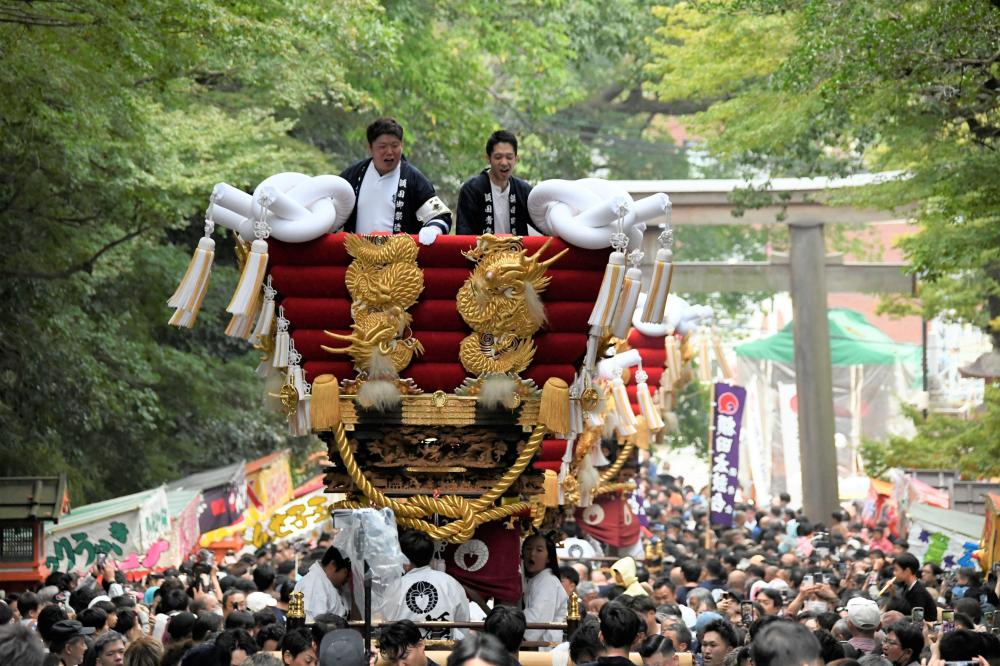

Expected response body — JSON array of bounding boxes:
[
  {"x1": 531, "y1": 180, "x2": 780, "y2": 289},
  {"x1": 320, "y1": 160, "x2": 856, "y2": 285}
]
[
  {"x1": 543, "y1": 470, "x2": 559, "y2": 507},
  {"x1": 310, "y1": 374, "x2": 341, "y2": 430},
  {"x1": 636, "y1": 368, "x2": 665, "y2": 432},
  {"x1": 168, "y1": 271, "x2": 210, "y2": 329},
  {"x1": 227, "y1": 239, "x2": 268, "y2": 316},
  {"x1": 539, "y1": 377, "x2": 571, "y2": 434}
]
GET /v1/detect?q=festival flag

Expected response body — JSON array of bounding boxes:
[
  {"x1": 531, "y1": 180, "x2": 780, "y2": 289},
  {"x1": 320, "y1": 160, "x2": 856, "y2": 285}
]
[
  {"x1": 443, "y1": 520, "x2": 523, "y2": 604},
  {"x1": 575, "y1": 494, "x2": 640, "y2": 547},
  {"x1": 709, "y1": 383, "x2": 747, "y2": 528}
]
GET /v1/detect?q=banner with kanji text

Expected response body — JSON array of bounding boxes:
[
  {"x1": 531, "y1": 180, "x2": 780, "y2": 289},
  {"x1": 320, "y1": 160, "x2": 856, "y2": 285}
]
[{"x1": 710, "y1": 383, "x2": 747, "y2": 528}]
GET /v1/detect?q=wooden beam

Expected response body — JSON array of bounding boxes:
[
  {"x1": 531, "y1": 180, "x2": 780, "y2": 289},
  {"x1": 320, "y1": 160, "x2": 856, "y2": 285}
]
[
  {"x1": 643, "y1": 261, "x2": 913, "y2": 294},
  {"x1": 615, "y1": 174, "x2": 912, "y2": 226}
]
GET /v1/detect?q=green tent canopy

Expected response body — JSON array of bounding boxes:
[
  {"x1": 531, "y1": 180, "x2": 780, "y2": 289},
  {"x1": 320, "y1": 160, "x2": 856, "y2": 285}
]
[{"x1": 735, "y1": 308, "x2": 922, "y2": 370}]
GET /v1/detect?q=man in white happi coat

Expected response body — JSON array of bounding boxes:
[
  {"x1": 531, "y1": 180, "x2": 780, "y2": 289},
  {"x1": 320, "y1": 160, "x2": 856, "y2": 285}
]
[
  {"x1": 293, "y1": 546, "x2": 352, "y2": 621},
  {"x1": 387, "y1": 529, "x2": 469, "y2": 640}
]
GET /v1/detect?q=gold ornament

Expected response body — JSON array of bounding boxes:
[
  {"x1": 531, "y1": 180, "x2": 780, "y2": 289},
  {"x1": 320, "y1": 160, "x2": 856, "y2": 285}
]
[
  {"x1": 456, "y1": 236, "x2": 565, "y2": 378},
  {"x1": 323, "y1": 234, "x2": 424, "y2": 381}
]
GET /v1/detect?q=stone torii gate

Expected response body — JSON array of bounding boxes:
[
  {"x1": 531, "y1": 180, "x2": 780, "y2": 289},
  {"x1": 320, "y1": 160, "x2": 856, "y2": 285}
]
[{"x1": 617, "y1": 174, "x2": 912, "y2": 522}]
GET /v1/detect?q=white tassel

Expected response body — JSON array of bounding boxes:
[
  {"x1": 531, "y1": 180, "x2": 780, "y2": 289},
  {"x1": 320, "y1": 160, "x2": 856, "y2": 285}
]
[
  {"x1": 587, "y1": 251, "x2": 626, "y2": 328},
  {"x1": 578, "y1": 455, "x2": 600, "y2": 507},
  {"x1": 225, "y1": 294, "x2": 259, "y2": 340},
  {"x1": 288, "y1": 365, "x2": 312, "y2": 436},
  {"x1": 642, "y1": 225, "x2": 674, "y2": 324},
  {"x1": 611, "y1": 264, "x2": 642, "y2": 339},
  {"x1": 273, "y1": 307, "x2": 290, "y2": 369},
  {"x1": 251, "y1": 277, "x2": 276, "y2": 344},
  {"x1": 168, "y1": 272, "x2": 210, "y2": 329},
  {"x1": 227, "y1": 239, "x2": 269, "y2": 316},
  {"x1": 168, "y1": 236, "x2": 215, "y2": 313},
  {"x1": 635, "y1": 368, "x2": 665, "y2": 431},
  {"x1": 612, "y1": 377, "x2": 637, "y2": 437}
]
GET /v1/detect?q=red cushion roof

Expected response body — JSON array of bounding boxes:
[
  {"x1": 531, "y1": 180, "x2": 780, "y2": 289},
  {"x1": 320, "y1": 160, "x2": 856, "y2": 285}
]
[{"x1": 268, "y1": 234, "x2": 610, "y2": 393}]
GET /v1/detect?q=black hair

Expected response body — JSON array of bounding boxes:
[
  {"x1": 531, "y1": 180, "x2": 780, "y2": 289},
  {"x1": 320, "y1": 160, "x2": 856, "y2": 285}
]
[
  {"x1": 486, "y1": 130, "x2": 518, "y2": 157},
  {"x1": 320, "y1": 545, "x2": 351, "y2": 570},
  {"x1": 813, "y1": 628, "x2": 844, "y2": 662},
  {"x1": 597, "y1": 601, "x2": 642, "y2": 649},
  {"x1": 888, "y1": 620, "x2": 924, "y2": 660},
  {"x1": 483, "y1": 605, "x2": 526, "y2": 655},
  {"x1": 446, "y1": 632, "x2": 515, "y2": 666},
  {"x1": 366, "y1": 117, "x2": 404, "y2": 144},
  {"x1": 224, "y1": 610, "x2": 255, "y2": 632},
  {"x1": 36, "y1": 604, "x2": 69, "y2": 644},
  {"x1": 161, "y1": 588, "x2": 190, "y2": 613},
  {"x1": 399, "y1": 529, "x2": 435, "y2": 568},
  {"x1": 681, "y1": 559, "x2": 702, "y2": 583},
  {"x1": 653, "y1": 577, "x2": 675, "y2": 592},
  {"x1": 16, "y1": 592, "x2": 39, "y2": 617},
  {"x1": 558, "y1": 566, "x2": 580, "y2": 586},
  {"x1": 192, "y1": 612, "x2": 222, "y2": 642},
  {"x1": 0, "y1": 602, "x2": 11, "y2": 626},
  {"x1": 78, "y1": 606, "x2": 108, "y2": 631},
  {"x1": 216, "y1": 628, "x2": 259, "y2": 657},
  {"x1": 278, "y1": 578, "x2": 295, "y2": 604},
  {"x1": 638, "y1": 634, "x2": 675, "y2": 659},
  {"x1": 568, "y1": 617, "x2": 602, "y2": 665},
  {"x1": 252, "y1": 564, "x2": 275, "y2": 592},
  {"x1": 750, "y1": 621, "x2": 822, "y2": 666},
  {"x1": 699, "y1": 618, "x2": 738, "y2": 650},
  {"x1": 757, "y1": 587, "x2": 783, "y2": 610},
  {"x1": 954, "y1": 596, "x2": 982, "y2": 623},
  {"x1": 279, "y1": 628, "x2": 315, "y2": 658},
  {"x1": 256, "y1": 622, "x2": 286, "y2": 649},
  {"x1": 893, "y1": 552, "x2": 919, "y2": 575},
  {"x1": 378, "y1": 619, "x2": 422, "y2": 660}
]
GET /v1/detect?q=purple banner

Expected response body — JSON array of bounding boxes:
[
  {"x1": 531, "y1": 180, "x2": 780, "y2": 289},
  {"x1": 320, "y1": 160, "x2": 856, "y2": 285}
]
[{"x1": 710, "y1": 383, "x2": 747, "y2": 528}]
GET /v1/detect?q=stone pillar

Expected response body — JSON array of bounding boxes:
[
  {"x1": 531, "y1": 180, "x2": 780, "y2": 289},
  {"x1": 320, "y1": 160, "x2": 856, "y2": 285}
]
[{"x1": 788, "y1": 221, "x2": 840, "y2": 521}]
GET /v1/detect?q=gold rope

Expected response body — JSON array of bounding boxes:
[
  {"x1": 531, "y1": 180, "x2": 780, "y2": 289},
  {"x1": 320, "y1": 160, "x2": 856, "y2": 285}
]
[
  {"x1": 599, "y1": 440, "x2": 635, "y2": 484},
  {"x1": 595, "y1": 481, "x2": 637, "y2": 497},
  {"x1": 331, "y1": 422, "x2": 548, "y2": 543}
]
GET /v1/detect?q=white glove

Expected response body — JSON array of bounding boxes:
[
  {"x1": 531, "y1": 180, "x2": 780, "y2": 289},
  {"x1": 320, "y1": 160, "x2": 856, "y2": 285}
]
[{"x1": 418, "y1": 225, "x2": 443, "y2": 246}]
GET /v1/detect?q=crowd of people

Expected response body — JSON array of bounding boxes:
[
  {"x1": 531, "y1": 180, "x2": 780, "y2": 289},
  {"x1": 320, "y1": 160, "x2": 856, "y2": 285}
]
[{"x1": 1, "y1": 463, "x2": 998, "y2": 666}]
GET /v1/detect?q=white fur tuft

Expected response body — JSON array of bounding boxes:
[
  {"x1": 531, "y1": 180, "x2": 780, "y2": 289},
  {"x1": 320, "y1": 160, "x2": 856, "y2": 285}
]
[
  {"x1": 357, "y1": 380, "x2": 401, "y2": 411},
  {"x1": 524, "y1": 283, "x2": 548, "y2": 328},
  {"x1": 478, "y1": 375, "x2": 519, "y2": 409}
]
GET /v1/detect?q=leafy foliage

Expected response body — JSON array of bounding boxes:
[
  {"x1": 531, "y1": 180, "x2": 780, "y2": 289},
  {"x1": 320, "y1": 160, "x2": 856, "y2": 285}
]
[
  {"x1": 646, "y1": 0, "x2": 1000, "y2": 346},
  {"x1": 861, "y1": 386, "x2": 1000, "y2": 480}
]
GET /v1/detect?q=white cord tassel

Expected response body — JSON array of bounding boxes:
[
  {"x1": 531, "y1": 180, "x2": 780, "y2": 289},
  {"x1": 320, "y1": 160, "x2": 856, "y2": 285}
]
[
  {"x1": 641, "y1": 225, "x2": 674, "y2": 324},
  {"x1": 168, "y1": 272, "x2": 210, "y2": 329},
  {"x1": 588, "y1": 251, "x2": 626, "y2": 328},
  {"x1": 612, "y1": 377, "x2": 637, "y2": 437},
  {"x1": 168, "y1": 212, "x2": 216, "y2": 327},
  {"x1": 252, "y1": 277, "x2": 277, "y2": 344},
  {"x1": 168, "y1": 236, "x2": 215, "y2": 312},
  {"x1": 227, "y1": 239, "x2": 268, "y2": 316},
  {"x1": 641, "y1": 248, "x2": 673, "y2": 324},
  {"x1": 611, "y1": 256, "x2": 643, "y2": 339},
  {"x1": 635, "y1": 368, "x2": 665, "y2": 431},
  {"x1": 227, "y1": 199, "x2": 272, "y2": 317},
  {"x1": 273, "y1": 307, "x2": 290, "y2": 369}
]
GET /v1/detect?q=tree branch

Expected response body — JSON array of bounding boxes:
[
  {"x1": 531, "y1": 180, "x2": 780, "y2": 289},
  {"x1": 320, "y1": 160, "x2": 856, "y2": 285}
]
[{"x1": 5, "y1": 226, "x2": 148, "y2": 280}]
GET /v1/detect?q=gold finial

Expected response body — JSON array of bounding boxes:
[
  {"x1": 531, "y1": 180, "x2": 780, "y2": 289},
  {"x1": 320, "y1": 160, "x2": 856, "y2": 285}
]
[
  {"x1": 567, "y1": 591, "x2": 582, "y2": 622},
  {"x1": 288, "y1": 590, "x2": 306, "y2": 619}
]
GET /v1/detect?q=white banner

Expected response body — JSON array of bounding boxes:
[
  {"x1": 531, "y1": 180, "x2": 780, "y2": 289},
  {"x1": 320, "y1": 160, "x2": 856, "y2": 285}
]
[{"x1": 777, "y1": 382, "x2": 803, "y2": 507}]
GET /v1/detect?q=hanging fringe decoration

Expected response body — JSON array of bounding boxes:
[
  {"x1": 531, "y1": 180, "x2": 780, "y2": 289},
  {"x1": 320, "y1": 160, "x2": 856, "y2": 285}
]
[
  {"x1": 635, "y1": 367, "x2": 665, "y2": 432},
  {"x1": 569, "y1": 381, "x2": 585, "y2": 435},
  {"x1": 611, "y1": 250, "x2": 644, "y2": 339},
  {"x1": 225, "y1": 294, "x2": 261, "y2": 340},
  {"x1": 289, "y1": 365, "x2": 311, "y2": 436},
  {"x1": 251, "y1": 276, "x2": 276, "y2": 345},
  {"x1": 588, "y1": 251, "x2": 626, "y2": 329},
  {"x1": 578, "y1": 455, "x2": 600, "y2": 508},
  {"x1": 699, "y1": 335, "x2": 712, "y2": 382},
  {"x1": 168, "y1": 211, "x2": 216, "y2": 327},
  {"x1": 273, "y1": 306, "x2": 290, "y2": 369},
  {"x1": 543, "y1": 470, "x2": 559, "y2": 507},
  {"x1": 539, "y1": 378, "x2": 571, "y2": 434},
  {"x1": 611, "y1": 376, "x2": 637, "y2": 437},
  {"x1": 641, "y1": 220, "x2": 674, "y2": 324},
  {"x1": 227, "y1": 196, "x2": 273, "y2": 317},
  {"x1": 310, "y1": 374, "x2": 341, "y2": 430}
]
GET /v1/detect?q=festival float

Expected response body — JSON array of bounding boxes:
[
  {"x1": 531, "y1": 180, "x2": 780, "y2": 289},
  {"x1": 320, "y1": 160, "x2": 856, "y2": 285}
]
[{"x1": 168, "y1": 171, "x2": 693, "y2": 631}]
